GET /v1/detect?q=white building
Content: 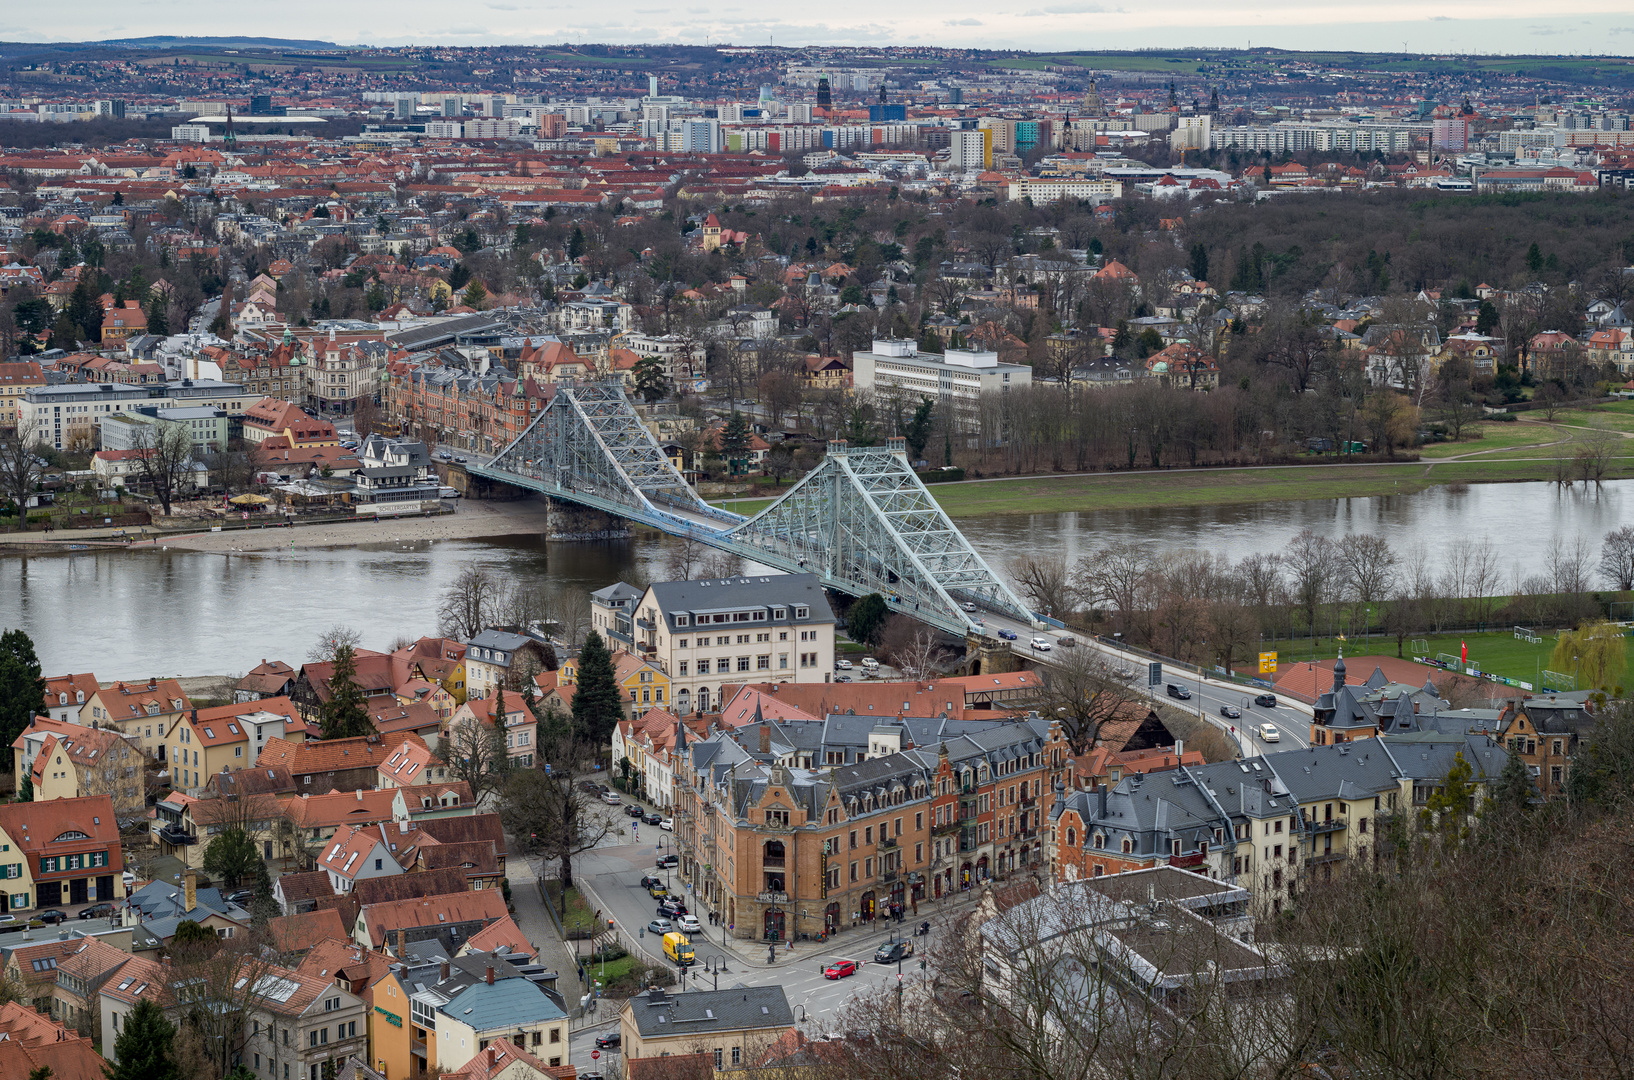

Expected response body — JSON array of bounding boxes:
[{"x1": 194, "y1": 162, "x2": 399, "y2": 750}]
[
  {"x1": 851, "y1": 339, "x2": 1032, "y2": 429},
  {"x1": 627, "y1": 574, "x2": 837, "y2": 715}
]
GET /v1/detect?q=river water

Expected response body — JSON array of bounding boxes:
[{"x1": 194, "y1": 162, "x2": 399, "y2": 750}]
[{"x1": 3, "y1": 480, "x2": 1629, "y2": 680}]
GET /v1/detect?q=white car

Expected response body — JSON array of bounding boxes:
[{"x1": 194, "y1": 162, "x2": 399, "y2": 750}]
[
  {"x1": 860, "y1": 657, "x2": 879, "y2": 672},
  {"x1": 659, "y1": 817, "x2": 674, "y2": 831},
  {"x1": 1030, "y1": 637, "x2": 1053, "y2": 651},
  {"x1": 601, "y1": 791, "x2": 623, "y2": 805},
  {"x1": 1259, "y1": 723, "x2": 1280, "y2": 743},
  {"x1": 961, "y1": 602, "x2": 978, "y2": 613},
  {"x1": 835, "y1": 659, "x2": 853, "y2": 670},
  {"x1": 676, "y1": 914, "x2": 702, "y2": 933}
]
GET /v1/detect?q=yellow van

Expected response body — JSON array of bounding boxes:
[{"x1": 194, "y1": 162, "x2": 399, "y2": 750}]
[{"x1": 663, "y1": 932, "x2": 695, "y2": 966}]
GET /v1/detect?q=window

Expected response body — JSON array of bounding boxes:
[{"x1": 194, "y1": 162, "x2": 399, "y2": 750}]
[
  {"x1": 714, "y1": 1050, "x2": 724, "y2": 1069},
  {"x1": 732, "y1": 1047, "x2": 742, "y2": 1066},
  {"x1": 795, "y1": 606, "x2": 809, "y2": 619}
]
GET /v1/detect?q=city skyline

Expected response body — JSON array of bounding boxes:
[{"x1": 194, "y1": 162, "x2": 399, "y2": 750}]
[{"x1": 8, "y1": 6, "x2": 1634, "y2": 55}]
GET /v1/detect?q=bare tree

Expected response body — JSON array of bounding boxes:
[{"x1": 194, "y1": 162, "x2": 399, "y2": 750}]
[
  {"x1": 663, "y1": 534, "x2": 708, "y2": 580},
  {"x1": 1009, "y1": 553, "x2": 1074, "y2": 618},
  {"x1": 1601, "y1": 525, "x2": 1634, "y2": 592},
  {"x1": 1074, "y1": 541, "x2": 1156, "y2": 637},
  {"x1": 1036, "y1": 646, "x2": 1143, "y2": 757},
  {"x1": 446, "y1": 708, "x2": 512, "y2": 803},
  {"x1": 1285, "y1": 529, "x2": 1338, "y2": 640},
  {"x1": 437, "y1": 562, "x2": 506, "y2": 641},
  {"x1": 698, "y1": 547, "x2": 741, "y2": 579},
  {"x1": 879, "y1": 616, "x2": 941, "y2": 680},
  {"x1": 131, "y1": 420, "x2": 200, "y2": 516},
  {"x1": 500, "y1": 702, "x2": 617, "y2": 890},
  {"x1": 0, "y1": 418, "x2": 43, "y2": 517},
  {"x1": 1337, "y1": 533, "x2": 1399, "y2": 634},
  {"x1": 307, "y1": 624, "x2": 362, "y2": 663},
  {"x1": 1575, "y1": 429, "x2": 1620, "y2": 489}
]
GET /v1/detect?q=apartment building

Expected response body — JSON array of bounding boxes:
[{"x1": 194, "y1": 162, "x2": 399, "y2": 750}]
[
  {"x1": 26, "y1": 725, "x2": 144, "y2": 825},
  {"x1": 852, "y1": 339, "x2": 1031, "y2": 430},
  {"x1": 0, "y1": 361, "x2": 45, "y2": 428},
  {"x1": 0, "y1": 795, "x2": 124, "y2": 914},
  {"x1": 21, "y1": 380, "x2": 247, "y2": 451},
  {"x1": 624, "y1": 575, "x2": 835, "y2": 716}
]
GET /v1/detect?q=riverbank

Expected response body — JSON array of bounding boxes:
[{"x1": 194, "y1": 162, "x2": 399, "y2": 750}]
[{"x1": 149, "y1": 498, "x2": 552, "y2": 553}]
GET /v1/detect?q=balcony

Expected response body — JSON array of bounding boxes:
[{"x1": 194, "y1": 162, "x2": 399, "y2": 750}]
[
  {"x1": 1309, "y1": 850, "x2": 1346, "y2": 865},
  {"x1": 1309, "y1": 819, "x2": 1346, "y2": 834},
  {"x1": 761, "y1": 857, "x2": 786, "y2": 869},
  {"x1": 932, "y1": 821, "x2": 961, "y2": 837},
  {"x1": 157, "y1": 824, "x2": 197, "y2": 846},
  {"x1": 1019, "y1": 794, "x2": 1036, "y2": 808},
  {"x1": 1167, "y1": 851, "x2": 1206, "y2": 869},
  {"x1": 877, "y1": 837, "x2": 898, "y2": 851},
  {"x1": 883, "y1": 871, "x2": 899, "y2": 883}
]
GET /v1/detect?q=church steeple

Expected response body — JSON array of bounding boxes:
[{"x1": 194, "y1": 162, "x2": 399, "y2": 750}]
[{"x1": 1332, "y1": 650, "x2": 1347, "y2": 695}]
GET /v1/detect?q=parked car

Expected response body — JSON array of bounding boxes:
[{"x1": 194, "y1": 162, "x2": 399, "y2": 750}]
[
  {"x1": 595, "y1": 1032, "x2": 621, "y2": 1050},
  {"x1": 676, "y1": 914, "x2": 702, "y2": 933},
  {"x1": 648, "y1": 919, "x2": 672, "y2": 934},
  {"x1": 437, "y1": 451, "x2": 453, "y2": 461},
  {"x1": 1029, "y1": 637, "x2": 1053, "y2": 651},
  {"x1": 34, "y1": 909, "x2": 67, "y2": 925},
  {"x1": 78, "y1": 903, "x2": 116, "y2": 920},
  {"x1": 835, "y1": 658, "x2": 853, "y2": 670},
  {"x1": 639, "y1": 875, "x2": 663, "y2": 890},
  {"x1": 1259, "y1": 723, "x2": 1281, "y2": 743},
  {"x1": 643, "y1": 811, "x2": 662, "y2": 825},
  {"x1": 580, "y1": 781, "x2": 601, "y2": 793},
  {"x1": 600, "y1": 791, "x2": 622, "y2": 805},
  {"x1": 1219, "y1": 704, "x2": 1241, "y2": 719},
  {"x1": 1254, "y1": 693, "x2": 1279, "y2": 708},
  {"x1": 454, "y1": 456, "x2": 467, "y2": 464},
  {"x1": 226, "y1": 889, "x2": 254, "y2": 905},
  {"x1": 659, "y1": 817, "x2": 674, "y2": 831},
  {"x1": 1166, "y1": 683, "x2": 1192, "y2": 700},
  {"x1": 625, "y1": 804, "x2": 644, "y2": 817},
  {"x1": 657, "y1": 853, "x2": 679, "y2": 869},
  {"x1": 824, "y1": 959, "x2": 858, "y2": 979},
  {"x1": 997, "y1": 628, "x2": 1018, "y2": 641},
  {"x1": 646, "y1": 882, "x2": 668, "y2": 899},
  {"x1": 658, "y1": 898, "x2": 688, "y2": 917},
  {"x1": 835, "y1": 674, "x2": 851, "y2": 682},
  {"x1": 860, "y1": 657, "x2": 879, "y2": 672},
  {"x1": 874, "y1": 939, "x2": 915, "y2": 963}
]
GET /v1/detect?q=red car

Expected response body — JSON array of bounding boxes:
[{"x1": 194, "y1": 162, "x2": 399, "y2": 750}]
[{"x1": 823, "y1": 959, "x2": 857, "y2": 980}]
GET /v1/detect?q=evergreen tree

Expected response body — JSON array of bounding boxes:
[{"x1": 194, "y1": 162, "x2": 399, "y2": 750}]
[
  {"x1": 1189, "y1": 242, "x2": 1209, "y2": 284},
  {"x1": 1475, "y1": 300, "x2": 1499, "y2": 336},
  {"x1": 568, "y1": 226, "x2": 585, "y2": 262},
  {"x1": 903, "y1": 398, "x2": 935, "y2": 462},
  {"x1": 201, "y1": 828, "x2": 261, "y2": 887},
  {"x1": 144, "y1": 294, "x2": 169, "y2": 336},
  {"x1": 320, "y1": 643, "x2": 373, "y2": 739},
  {"x1": 632, "y1": 356, "x2": 671, "y2": 403},
  {"x1": 1486, "y1": 749, "x2": 1535, "y2": 821},
  {"x1": 461, "y1": 281, "x2": 487, "y2": 310},
  {"x1": 0, "y1": 629, "x2": 45, "y2": 752},
  {"x1": 248, "y1": 858, "x2": 278, "y2": 928},
  {"x1": 720, "y1": 411, "x2": 751, "y2": 475},
  {"x1": 1526, "y1": 242, "x2": 1544, "y2": 276},
  {"x1": 1422, "y1": 751, "x2": 1475, "y2": 836},
  {"x1": 847, "y1": 593, "x2": 889, "y2": 648},
  {"x1": 570, "y1": 631, "x2": 623, "y2": 747},
  {"x1": 105, "y1": 998, "x2": 181, "y2": 1080}
]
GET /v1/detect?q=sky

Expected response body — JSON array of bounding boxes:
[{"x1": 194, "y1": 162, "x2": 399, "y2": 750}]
[{"x1": 13, "y1": 2, "x2": 1634, "y2": 56}]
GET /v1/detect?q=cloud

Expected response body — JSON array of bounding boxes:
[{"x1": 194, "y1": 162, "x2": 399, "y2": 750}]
[
  {"x1": 945, "y1": 16, "x2": 982, "y2": 24},
  {"x1": 1428, "y1": 14, "x2": 1452, "y2": 20},
  {"x1": 486, "y1": 3, "x2": 518, "y2": 9},
  {"x1": 1040, "y1": 2, "x2": 1106, "y2": 10}
]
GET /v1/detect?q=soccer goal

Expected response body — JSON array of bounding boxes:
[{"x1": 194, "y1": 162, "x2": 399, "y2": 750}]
[
  {"x1": 1513, "y1": 626, "x2": 1542, "y2": 645},
  {"x1": 1541, "y1": 669, "x2": 1577, "y2": 692}
]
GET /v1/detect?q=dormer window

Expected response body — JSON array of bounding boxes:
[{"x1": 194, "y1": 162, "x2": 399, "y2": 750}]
[
  {"x1": 794, "y1": 606, "x2": 809, "y2": 619},
  {"x1": 58, "y1": 692, "x2": 67, "y2": 705},
  {"x1": 676, "y1": 615, "x2": 689, "y2": 627},
  {"x1": 75, "y1": 691, "x2": 84, "y2": 703}
]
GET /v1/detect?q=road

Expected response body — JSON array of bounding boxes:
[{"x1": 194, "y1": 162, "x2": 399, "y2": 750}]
[{"x1": 561, "y1": 794, "x2": 965, "y2": 1068}]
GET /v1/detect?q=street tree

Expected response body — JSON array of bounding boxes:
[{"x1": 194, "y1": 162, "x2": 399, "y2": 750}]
[
  {"x1": 500, "y1": 703, "x2": 616, "y2": 891},
  {"x1": 0, "y1": 418, "x2": 43, "y2": 516},
  {"x1": 1036, "y1": 646, "x2": 1143, "y2": 757},
  {"x1": 1008, "y1": 553, "x2": 1073, "y2": 618},
  {"x1": 320, "y1": 643, "x2": 374, "y2": 739},
  {"x1": 447, "y1": 688, "x2": 513, "y2": 803}
]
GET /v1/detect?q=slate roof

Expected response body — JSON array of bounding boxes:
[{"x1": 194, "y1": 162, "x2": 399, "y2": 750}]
[
  {"x1": 645, "y1": 574, "x2": 835, "y2": 632},
  {"x1": 624, "y1": 984, "x2": 793, "y2": 1038}
]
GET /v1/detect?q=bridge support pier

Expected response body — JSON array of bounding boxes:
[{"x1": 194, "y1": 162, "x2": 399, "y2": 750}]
[
  {"x1": 545, "y1": 498, "x2": 631, "y2": 542},
  {"x1": 964, "y1": 635, "x2": 1024, "y2": 677}
]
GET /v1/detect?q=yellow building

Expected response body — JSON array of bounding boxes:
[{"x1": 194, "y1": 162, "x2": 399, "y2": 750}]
[
  {"x1": 614, "y1": 650, "x2": 671, "y2": 716},
  {"x1": 85, "y1": 679, "x2": 191, "y2": 760},
  {"x1": 0, "y1": 794, "x2": 124, "y2": 914},
  {"x1": 0, "y1": 361, "x2": 46, "y2": 428},
  {"x1": 369, "y1": 965, "x2": 417, "y2": 1079},
  {"x1": 167, "y1": 702, "x2": 252, "y2": 795},
  {"x1": 28, "y1": 726, "x2": 144, "y2": 825}
]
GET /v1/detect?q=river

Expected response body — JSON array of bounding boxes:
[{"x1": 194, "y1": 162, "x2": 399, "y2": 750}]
[{"x1": 2, "y1": 479, "x2": 1629, "y2": 679}]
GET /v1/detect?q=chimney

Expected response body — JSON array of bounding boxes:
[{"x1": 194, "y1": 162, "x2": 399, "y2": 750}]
[
  {"x1": 440, "y1": 962, "x2": 451, "y2": 981},
  {"x1": 759, "y1": 725, "x2": 770, "y2": 755},
  {"x1": 1096, "y1": 783, "x2": 1108, "y2": 819},
  {"x1": 183, "y1": 866, "x2": 197, "y2": 913},
  {"x1": 356, "y1": 789, "x2": 364, "y2": 801},
  {"x1": 486, "y1": 965, "x2": 495, "y2": 985}
]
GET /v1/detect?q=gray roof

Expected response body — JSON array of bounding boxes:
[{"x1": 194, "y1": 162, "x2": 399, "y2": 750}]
[
  {"x1": 592, "y1": 581, "x2": 643, "y2": 604},
  {"x1": 1262, "y1": 743, "x2": 1400, "y2": 805},
  {"x1": 625, "y1": 985, "x2": 793, "y2": 1039},
  {"x1": 1381, "y1": 732, "x2": 1510, "y2": 782},
  {"x1": 646, "y1": 574, "x2": 835, "y2": 632}
]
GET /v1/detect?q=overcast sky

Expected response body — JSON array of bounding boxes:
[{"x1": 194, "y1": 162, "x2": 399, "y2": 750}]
[{"x1": 15, "y1": 3, "x2": 1634, "y2": 57}]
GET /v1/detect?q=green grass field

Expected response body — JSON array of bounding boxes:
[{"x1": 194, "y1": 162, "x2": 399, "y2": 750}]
[{"x1": 1274, "y1": 628, "x2": 1633, "y2": 690}]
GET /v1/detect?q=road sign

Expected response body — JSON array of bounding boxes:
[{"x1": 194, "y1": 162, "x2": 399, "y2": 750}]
[
  {"x1": 591, "y1": 1050, "x2": 600, "y2": 1061},
  {"x1": 1258, "y1": 652, "x2": 1278, "y2": 675},
  {"x1": 1147, "y1": 661, "x2": 1162, "y2": 687}
]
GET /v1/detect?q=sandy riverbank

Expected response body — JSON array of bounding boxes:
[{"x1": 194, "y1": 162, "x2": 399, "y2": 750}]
[{"x1": 157, "y1": 497, "x2": 554, "y2": 553}]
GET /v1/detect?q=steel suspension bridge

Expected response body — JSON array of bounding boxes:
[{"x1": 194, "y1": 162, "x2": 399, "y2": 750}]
[{"x1": 467, "y1": 381, "x2": 1036, "y2": 636}]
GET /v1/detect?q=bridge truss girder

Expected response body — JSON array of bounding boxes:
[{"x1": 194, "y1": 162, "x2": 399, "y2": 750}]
[{"x1": 724, "y1": 438, "x2": 1034, "y2": 634}]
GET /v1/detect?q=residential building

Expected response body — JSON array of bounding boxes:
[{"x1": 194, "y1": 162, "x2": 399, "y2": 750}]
[
  {"x1": 40, "y1": 672, "x2": 99, "y2": 724},
  {"x1": 590, "y1": 581, "x2": 644, "y2": 651},
  {"x1": 1493, "y1": 694, "x2": 1593, "y2": 798},
  {"x1": 353, "y1": 890, "x2": 509, "y2": 954},
  {"x1": 84, "y1": 677, "x2": 191, "y2": 760},
  {"x1": 447, "y1": 693, "x2": 535, "y2": 768},
  {"x1": 21, "y1": 380, "x2": 247, "y2": 451},
  {"x1": 406, "y1": 955, "x2": 570, "y2": 1073},
  {"x1": 236, "y1": 660, "x2": 299, "y2": 702},
  {"x1": 673, "y1": 713, "x2": 1056, "y2": 943},
  {"x1": 0, "y1": 361, "x2": 46, "y2": 428},
  {"x1": 464, "y1": 630, "x2": 556, "y2": 700},
  {"x1": 624, "y1": 574, "x2": 836, "y2": 716},
  {"x1": 26, "y1": 725, "x2": 145, "y2": 825},
  {"x1": 852, "y1": 339, "x2": 1031, "y2": 430},
  {"x1": 0, "y1": 794, "x2": 124, "y2": 914},
  {"x1": 168, "y1": 703, "x2": 255, "y2": 794},
  {"x1": 49, "y1": 934, "x2": 130, "y2": 1039},
  {"x1": 242, "y1": 397, "x2": 339, "y2": 446},
  {"x1": 0, "y1": 1000, "x2": 105, "y2": 1080},
  {"x1": 318, "y1": 823, "x2": 405, "y2": 894},
  {"x1": 619, "y1": 985, "x2": 793, "y2": 1072}
]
